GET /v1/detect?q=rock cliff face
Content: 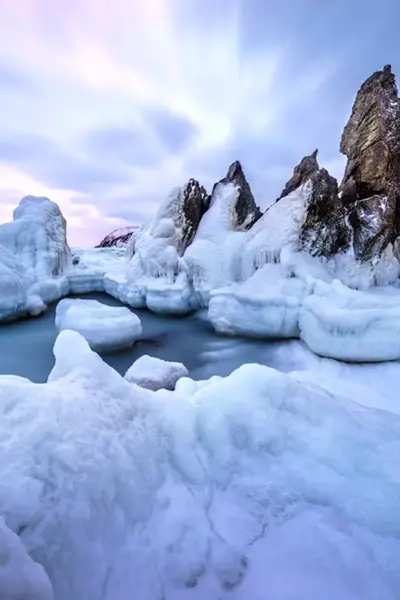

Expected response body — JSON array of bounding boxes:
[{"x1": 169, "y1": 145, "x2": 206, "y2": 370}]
[
  {"x1": 177, "y1": 178, "x2": 210, "y2": 251},
  {"x1": 300, "y1": 167, "x2": 350, "y2": 256},
  {"x1": 340, "y1": 64, "x2": 400, "y2": 261},
  {"x1": 213, "y1": 161, "x2": 262, "y2": 230}
]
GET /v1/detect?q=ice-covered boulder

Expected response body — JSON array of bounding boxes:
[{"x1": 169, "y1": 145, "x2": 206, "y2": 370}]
[
  {"x1": 0, "y1": 516, "x2": 53, "y2": 599},
  {"x1": 208, "y1": 263, "x2": 307, "y2": 339},
  {"x1": 299, "y1": 279, "x2": 400, "y2": 361},
  {"x1": 0, "y1": 195, "x2": 70, "y2": 277},
  {"x1": 0, "y1": 196, "x2": 71, "y2": 321},
  {"x1": 124, "y1": 179, "x2": 210, "y2": 314},
  {"x1": 124, "y1": 355, "x2": 188, "y2": 390},
  {"x1": 55, "y1": 298, "x2": 142, "y2": 351}
]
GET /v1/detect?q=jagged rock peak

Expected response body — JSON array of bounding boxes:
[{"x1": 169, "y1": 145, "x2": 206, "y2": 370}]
[
  {"x1": 340, "y1": 64, "x2": 400, "y2": 261},
  {"x1": 179, "y1": 178, "x2": 211, "y2": 251},
  {"x1": 277, "y1": 150, "x2": 319, "y2": 200},
  {"x1": 215, "y1": 160, "x2": 262, "y2": 230},
  {"x1": 340, "y1": 64, "x2": 400, "y2": 198}
]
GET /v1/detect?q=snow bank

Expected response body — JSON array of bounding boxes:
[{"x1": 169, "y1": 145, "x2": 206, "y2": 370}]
[
  {"x1": 55, "y1": 299, "x2": 142, "y2": 351},
  {"x1": 0, "y1": 331, "x2": 399, "y2": 599},
  {"x1": 300, "y1": 279, "x2": 400, "y2": 361},
  {"x1": 0, "y1": 516, "x2": 53, "y2": 600},
  {"x1": 125, "y1": 355, "x2": 188, "y2": 390},
  {"x1": 208, "y1": 263, "x2": 307, "y2": 338}
]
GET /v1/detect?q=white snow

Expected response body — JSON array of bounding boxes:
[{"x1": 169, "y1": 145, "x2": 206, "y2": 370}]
[
  {"x1": 0, "y1": 516, "x2": 53, "y2": 600},
  {"x1": 300, "y1": 279, "x2": 400, "y2": 361},
  {"x1": 124, "y1": 354, "x2": 188, "y2": 390},
  {"x1": 0, "y1": 331, "x2": 399, "y2": 599},
  {"x1": 55, "y1": 299, "x2": 142, "y2": 351}
]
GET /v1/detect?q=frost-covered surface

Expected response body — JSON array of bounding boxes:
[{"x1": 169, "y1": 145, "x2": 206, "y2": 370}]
[
  {"x1": 0, "y1": 330, "x2": 399, "y2": 600},
  {"x1": 55, "y1": 298, "x2": 141, "y2": 351},
  {"x1": 125, "y1": 354, "x2": 188, "y2": 390},
  {"x1": 0, "y1": 516, "x2": 53, "y2": 600},
  {"x1": 68, "y1": 247, "x2": 126, "y2": 294},
  {"x1": 208, "y1": 263, "x2": 307, "y2": 338},
  {"x1": 0, "y1": 196, "x2": 70, "y2": 322},
  {"x1": 300, "y1": 279, "x2": 400, "y2": 361}
]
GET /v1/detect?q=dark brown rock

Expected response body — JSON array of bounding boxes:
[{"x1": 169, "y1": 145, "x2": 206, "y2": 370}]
[
  {"x1": 214, "y1": 161, "x2": 262, "y2": 230},
  {"x1": 340, "y1": 64, "x2": 400, "y2": 260},
  {"x1": 278, "y1": 149, "x2": 319, "y2": 201},
  {"x1": 300, "y1": 168, "x2": 350, "y2": 256},
  {"x1": 178, "y1": 178, "x2": 210, "y2": 252},
  {"x1": 96, "y1": 226, "x2": 139, "y2": 248}
]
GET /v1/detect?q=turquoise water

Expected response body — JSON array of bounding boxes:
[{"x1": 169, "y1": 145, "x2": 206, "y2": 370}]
[{"x1": 0, "y1": 293, "x2": 306, "y2": 383}]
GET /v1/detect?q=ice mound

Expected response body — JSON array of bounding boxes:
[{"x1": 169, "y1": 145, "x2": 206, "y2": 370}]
[
  {"x1": 208, "y1": 263, "x2": 307, "y2": 338},
  {"x1": 0, "y1": 331, "x2": 399, "y2": 599},
  {"x1": 125, "y1": 355, "x2": 188, "y2": 390},
  {"x1": 0, "y1": 196, "x2": 70, "y2": 322},
  {"x1": 300, "y1": 279, "x2": 400, "y2": 361},
  {"x1": 55, "y1": 298, "x2": 142, "y2": 351}
]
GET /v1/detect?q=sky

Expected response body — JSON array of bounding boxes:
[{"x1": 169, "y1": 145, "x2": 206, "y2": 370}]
[{"x1": 0, "y1": 0, "x2": 399, "y2": 246}]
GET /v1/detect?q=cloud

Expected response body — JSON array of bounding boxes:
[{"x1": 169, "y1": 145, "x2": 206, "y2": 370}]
[
  {"x1": 0, "y1": 0, "x2": 400, "y2": 244},
  {"x1": 142, "y1": 106, "x2": 199, "y2": 153}
]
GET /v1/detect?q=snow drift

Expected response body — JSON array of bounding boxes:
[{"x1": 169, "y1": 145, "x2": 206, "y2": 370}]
[{"x1": 0, "y1": 330, "x2": 399, "y2": 600}]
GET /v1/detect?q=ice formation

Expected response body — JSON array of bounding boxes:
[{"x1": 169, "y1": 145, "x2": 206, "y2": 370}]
[
  {"x1": 208, "y1": 263, "x2": 307, "y2": 338},
  {"x1": 0, "y1": 331, "x2": 399, "y2": 599},
  {"x1": 299, "y1": 279, "x2": 400, "y2": 361},
  {"x1": 124, "y1": 354, "x2": 188, "y2": 390},
  {"x1": 0, "y1": 196, "x2": 70, "y2": 322},
  {"x1": 55, "y1": 298, "x2": 142, "y2": 351}
]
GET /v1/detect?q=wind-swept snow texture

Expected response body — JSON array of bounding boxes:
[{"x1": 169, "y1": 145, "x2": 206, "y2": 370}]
[
  {"x1": 125, "y1": 354, "x2": 188, "y2": 390},
  {"x1": 0, "y1": 516, "x2": 53, "y2": 600},
  {"x1": 0, "y1": 196, "x2": 70, "y2": 322},
  {"x1": 0, "y1": 330, "x2": 399, "y2": 600},
  {"x1": 55, "y1": 298, "x2": 142, "y2": 351}
]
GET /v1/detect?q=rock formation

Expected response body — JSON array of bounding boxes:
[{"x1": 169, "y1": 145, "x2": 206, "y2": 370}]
[
  {"x1": 340, "y1": 64, "x2": 400, "y2": 261},
  {"x1": 96, "y1": 226, "x2": 139, "y2": 248},
  {"x1": 278, "y1": 149, "x2": 319, "y2": 201},
  {"x1": 213, "y1": 161, "x2": 262, "y2": 230},
  {"x1": 275, "y1": 150, "x2": 350, "y2": 257},
  {"x1": 176, "y1": 178, "x2": 210, "y2": 251}
]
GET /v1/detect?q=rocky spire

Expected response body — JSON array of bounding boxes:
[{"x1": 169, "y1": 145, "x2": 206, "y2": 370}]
[
  {"x1": 340, "y1": 64, "x2": 400, "y2": 260},
  {"x1": 277, "y1": 149, "x2": 319, "y2": 201},
  {"x1": 214, "y1": 160, "x2": 262, "y2": 230},
  {"x1": 179, "y1": 178, "x2": 210, "y2": 251}
]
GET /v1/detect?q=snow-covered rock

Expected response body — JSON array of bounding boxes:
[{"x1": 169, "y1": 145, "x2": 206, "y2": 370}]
[
  {"x1": 0, "y1": 516, "x2": 53, "y2": 600},
  {"x1": 96, "y1": 225, "x2": 140, "y2": 248},
  {"x1": 208, "y1": 263, "x2": 307, "y2": 338},
  {"x1": 55, "y1": 298, "x2": 142, "y2": 351},
  {"x1": 0, "y1": 196, "x2": 70, "y2": 322},
  {"x1": 124, "y1": 355, "x2": 188, "y2": 390},
  {"x1": 0, "y1": 331, "x2": 399, "y2": 599},
  {"x1": 299, "y1": 279, "x2": 400, "y2": 361}
]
